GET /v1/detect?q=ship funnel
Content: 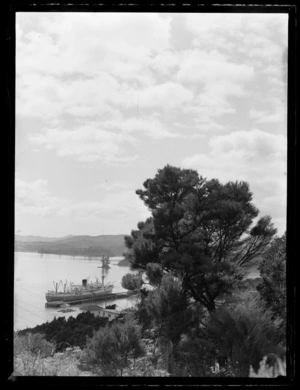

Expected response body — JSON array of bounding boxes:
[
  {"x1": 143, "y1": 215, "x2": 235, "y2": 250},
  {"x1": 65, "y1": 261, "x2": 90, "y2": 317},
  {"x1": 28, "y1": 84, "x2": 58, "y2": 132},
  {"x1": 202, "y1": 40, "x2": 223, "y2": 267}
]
[{"x1": 82, "y1": 279, "x2": 87, "y2": 287}]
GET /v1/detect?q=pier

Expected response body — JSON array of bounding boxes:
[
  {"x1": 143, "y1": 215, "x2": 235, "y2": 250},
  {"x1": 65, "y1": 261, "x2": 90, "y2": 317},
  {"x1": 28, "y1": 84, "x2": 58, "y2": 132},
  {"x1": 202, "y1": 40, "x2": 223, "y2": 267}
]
[{"x1": 45, "y1": 291, "x2": 136, "y2": 308}]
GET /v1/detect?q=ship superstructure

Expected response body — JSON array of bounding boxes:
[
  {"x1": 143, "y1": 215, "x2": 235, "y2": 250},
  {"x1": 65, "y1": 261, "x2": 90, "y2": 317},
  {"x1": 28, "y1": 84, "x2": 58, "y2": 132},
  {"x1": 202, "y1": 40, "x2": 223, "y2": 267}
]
[{"x1": 45, "y1": 255, "x2": 114, "y2": 303}]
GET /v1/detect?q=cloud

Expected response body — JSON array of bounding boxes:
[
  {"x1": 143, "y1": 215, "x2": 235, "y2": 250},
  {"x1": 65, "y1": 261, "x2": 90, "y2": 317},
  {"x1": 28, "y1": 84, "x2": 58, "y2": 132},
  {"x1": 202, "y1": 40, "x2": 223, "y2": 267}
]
[
  {"x1": 15, "y1": 13, "x2": 288, "y2": 237},
  {"x1": 176, "y1": 49, "x2": 254, "y2": 85},
  {"x1": 104, "y1": 116, "x2": 181, "y2": 140},
  {"x1": 17, "y1": 13, "x2": 171, "y2": 79},
  {"x1": 182, "y1": 129, "x2": 287, "y2": 234},
  {"x1": 137, "y1": 81, "x2": 193, "y2": 109},
  {"x1": 182, "y1": 14, "x2": 287, "y2": 132},
  {"x1": 15, "y1": 178, "x2": 67, "y2": 217},
  {"x1": 15, "y1": 178, "x2": 150, "y2": 231},
  {"x1": 185, "y1": 13, "x2": 288, "y2": 55},
  {"x1": 27, "y1": 112, "x2": 184, "y2": 164},
  {"x1": 173, "y1": 48, "x2": 255, "y2": 129},
  {"x1": 16, "y1": 13, "x2": 287, "y2": 144},
  {"x1": 29, "y1": 125, "x2": 137, "y2": 164},
  {"x1": 94, "y1": 181, "x2": 132, "y2": 191},
  {"x1": 151, "y1": 50, "x2": 179, "y2": 75},
  {"x1": 250, "y1": 109, "x2": 286, "y2": 125}
]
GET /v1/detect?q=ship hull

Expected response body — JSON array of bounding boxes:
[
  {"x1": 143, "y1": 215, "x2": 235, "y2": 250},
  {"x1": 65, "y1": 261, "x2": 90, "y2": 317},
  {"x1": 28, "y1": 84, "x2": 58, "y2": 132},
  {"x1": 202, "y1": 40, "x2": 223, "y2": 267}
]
[{"x1": 45, "y1": 286, "x2": 114, "y2": 303}]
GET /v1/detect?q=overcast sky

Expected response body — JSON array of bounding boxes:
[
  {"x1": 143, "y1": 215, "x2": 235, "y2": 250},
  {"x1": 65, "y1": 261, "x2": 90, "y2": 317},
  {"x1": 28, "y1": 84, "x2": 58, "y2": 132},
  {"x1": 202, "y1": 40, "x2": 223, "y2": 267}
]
[{"x1": 15, "y1": 12, "x2": 287, "y2": 237}]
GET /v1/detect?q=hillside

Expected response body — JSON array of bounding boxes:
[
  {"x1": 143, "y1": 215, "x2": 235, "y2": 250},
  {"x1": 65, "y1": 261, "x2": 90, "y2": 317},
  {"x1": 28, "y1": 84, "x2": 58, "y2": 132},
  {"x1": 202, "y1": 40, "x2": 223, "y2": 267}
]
[
  {"x1": 15, "y1": 234, "x2": 75, "y2": 242},
  {"x1": 14, "y1": 234, "x2": 127, "y2": 257}
]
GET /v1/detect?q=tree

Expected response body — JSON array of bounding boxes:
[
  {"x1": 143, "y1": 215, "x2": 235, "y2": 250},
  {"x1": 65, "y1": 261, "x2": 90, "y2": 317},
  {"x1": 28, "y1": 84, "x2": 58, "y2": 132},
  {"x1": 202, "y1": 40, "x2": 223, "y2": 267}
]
[
  {"x1": 124, "y1": 217, "x2": 162, "y2": 269},
  {"x1": 145, "y1": 262, "x2": 164, "y2": 285},
  {"x1": 257, "y1": 232, "x2": 286, "y2": 323},
  {"x1": 83, "y1": 316, "x2": 145, "y2": 376},
  {"x1": 18, "y1": 312, "x2": 109, "y2": 352},
  {"x1": 144, "y1": 274, "x2": 194, "y2": 346},
  {"x1": 125, "y1": 165, "x2": 276, "y2": 312},
  {"x1": 172, "y1": 337, "x2": 217, "y2": 377},
  {"x1": 203, "y1": 302, "x2": 285, "y2": 377},
  {"x1": 143, "y1": 274, "x2": 195, "y2": 373},
  {"x1": 121, "y1": 273, "x2": 143, "y2": 292}
]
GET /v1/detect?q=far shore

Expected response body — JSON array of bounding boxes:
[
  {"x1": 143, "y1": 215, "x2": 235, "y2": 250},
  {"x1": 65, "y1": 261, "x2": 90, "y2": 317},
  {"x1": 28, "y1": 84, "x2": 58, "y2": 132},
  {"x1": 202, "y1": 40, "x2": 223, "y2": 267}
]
[{"x1": 14, "y1": 251, "x2": 127, "y2": 262}]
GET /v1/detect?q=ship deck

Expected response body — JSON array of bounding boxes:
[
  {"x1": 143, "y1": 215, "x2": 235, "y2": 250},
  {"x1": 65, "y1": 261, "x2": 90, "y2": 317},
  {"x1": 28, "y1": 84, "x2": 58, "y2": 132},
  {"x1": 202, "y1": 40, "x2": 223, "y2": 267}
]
[{"x1": 45, "y1": 291, "x2": 136, "y2": 307}]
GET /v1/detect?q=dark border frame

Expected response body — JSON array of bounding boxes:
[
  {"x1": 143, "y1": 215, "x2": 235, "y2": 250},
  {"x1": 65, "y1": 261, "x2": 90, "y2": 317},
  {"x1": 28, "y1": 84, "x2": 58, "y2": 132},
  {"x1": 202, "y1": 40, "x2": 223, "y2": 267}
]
[{"x1": 4, "y1": 1, "x2": 298, "y2": 387}]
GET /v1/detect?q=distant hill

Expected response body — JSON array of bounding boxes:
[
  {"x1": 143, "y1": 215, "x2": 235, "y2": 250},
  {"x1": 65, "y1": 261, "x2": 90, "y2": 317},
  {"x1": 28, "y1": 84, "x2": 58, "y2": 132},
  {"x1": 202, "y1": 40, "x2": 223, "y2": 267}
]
[
  {"x1": 15, "y1": 234, "x2": 127, "y2": 257},
  {"x1": 15, "y1": 234, "x2": 75, "y2": 242}
]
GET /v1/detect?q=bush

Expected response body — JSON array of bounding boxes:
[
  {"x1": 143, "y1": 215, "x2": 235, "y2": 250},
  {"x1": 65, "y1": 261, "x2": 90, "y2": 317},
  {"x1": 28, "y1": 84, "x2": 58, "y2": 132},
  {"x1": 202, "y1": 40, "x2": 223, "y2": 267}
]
[
  {"x1": 257, "y1": 233, "x2": 286, "y2": 323},
  {"x1": 14, "y1": 332, "x2": 55, "y2": 358},
  {"x1": 144, "y1": 274, "x2": 194, "y2": 345},
  {"x1": 121, "y1": 273, "x2": 143, "y2": 291},
  {"x1": 13, "y1": 333, "x2": 82, "y2": 376},
  {"x1": 172, "y1": 337, "x2": 216, "y2": 377},
  {"x1": 83, "y1": 315, "x2": 145, "y2": 376},
  {"x1": 13, "y1": 349, "x2": 83, "y2": 376},
  {"x1": 17, "y1": 312, "x2": 109, "y2": 352},
  {"x1": 203, "y1": 302, "x2": 285, "y2": 377}
]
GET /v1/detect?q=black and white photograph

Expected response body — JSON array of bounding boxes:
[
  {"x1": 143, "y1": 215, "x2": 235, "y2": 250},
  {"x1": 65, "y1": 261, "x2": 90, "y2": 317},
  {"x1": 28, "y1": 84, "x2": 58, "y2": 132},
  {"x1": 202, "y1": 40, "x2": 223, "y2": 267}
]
[{"x1": 10, "y1": 5, "x2": 293, "y2": 381}]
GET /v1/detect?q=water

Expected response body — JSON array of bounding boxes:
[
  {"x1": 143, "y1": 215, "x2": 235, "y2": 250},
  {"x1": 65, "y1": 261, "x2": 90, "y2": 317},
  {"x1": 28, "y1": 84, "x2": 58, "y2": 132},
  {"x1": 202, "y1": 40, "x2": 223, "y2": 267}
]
[{"x1": 14, "y1": 252, "x2": 139, "y2": 331}]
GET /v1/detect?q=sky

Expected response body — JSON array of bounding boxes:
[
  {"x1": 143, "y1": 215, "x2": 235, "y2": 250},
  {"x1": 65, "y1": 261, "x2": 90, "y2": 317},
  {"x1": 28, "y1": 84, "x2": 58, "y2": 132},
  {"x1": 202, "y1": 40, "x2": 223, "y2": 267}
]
[{"x1": 15, "y1": 12, "x2": 288, "y2": 237}]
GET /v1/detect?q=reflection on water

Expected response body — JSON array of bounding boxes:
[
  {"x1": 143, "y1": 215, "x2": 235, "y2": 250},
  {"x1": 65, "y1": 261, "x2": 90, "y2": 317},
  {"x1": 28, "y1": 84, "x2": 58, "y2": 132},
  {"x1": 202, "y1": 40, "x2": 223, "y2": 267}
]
[{"x1": 14, "y1": 252, "x2": 138, "y2": 331}]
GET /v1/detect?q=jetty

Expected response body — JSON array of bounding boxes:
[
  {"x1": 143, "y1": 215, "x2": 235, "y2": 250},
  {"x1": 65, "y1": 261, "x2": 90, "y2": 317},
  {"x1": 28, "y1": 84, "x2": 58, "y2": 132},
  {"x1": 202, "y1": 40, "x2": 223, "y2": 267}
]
[{"x1": 45, "y1": 290, "x2": 136, "y2": 308}]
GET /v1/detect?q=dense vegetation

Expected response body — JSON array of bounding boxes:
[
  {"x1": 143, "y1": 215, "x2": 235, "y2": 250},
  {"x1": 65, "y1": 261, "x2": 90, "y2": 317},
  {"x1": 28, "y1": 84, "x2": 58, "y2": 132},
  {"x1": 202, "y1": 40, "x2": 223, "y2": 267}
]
[
  {"x1": 14, "y1": 166, "x2": 287, "y2": 378},
  {"x1": 15, "y1": 234, "x2": 127, "y2": 257},
  {"x1": 17, "y1": 312, "x2": 109, "y2": 351}
]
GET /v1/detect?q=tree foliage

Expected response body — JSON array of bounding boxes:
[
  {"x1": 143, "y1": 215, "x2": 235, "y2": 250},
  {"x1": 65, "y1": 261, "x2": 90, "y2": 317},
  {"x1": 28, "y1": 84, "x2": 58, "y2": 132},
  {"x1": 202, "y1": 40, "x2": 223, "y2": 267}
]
[
  {"x1": 202, "y1": 303, "x2": 285, "y2": 377},
  {"x1": 14, "y1": 332, "x2": 55, "y2": 358},
  {"x1": 144, "y1": 274, "x2": 194, "y2": 345},
  {"x1": 125, "y1": 165, "x2": 276, "y2": 311},
  {"x1": 18, "y1": 312, "x2": 108, "y2": 351},
  {"x1": 257, "y1": 232, "x2": 286, "y2": 322},
  {"x1": 145, "y1": 262, "x2": 164, "y2": 285},
  {"x1": 121, "y1": 273, "x2": 143, "y2": 291},
  {"x1": 83, "y1": 316, "x2": 145, "y2": 376},
  {"x1": 172, "y1": 337, "x2": 217, "y2": 377}
]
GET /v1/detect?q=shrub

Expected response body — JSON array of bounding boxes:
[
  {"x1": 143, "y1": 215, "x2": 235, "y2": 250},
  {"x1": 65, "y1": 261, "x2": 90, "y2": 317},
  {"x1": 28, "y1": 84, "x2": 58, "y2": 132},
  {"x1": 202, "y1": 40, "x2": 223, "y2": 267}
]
[
  {"x1": 14, "y1": 332, "x2": 55, "y2": 358},
  {"x1": 144, "y1": 274, "x2": 194, "y2": 345},
  {"x1": 17, "y1": 312, "x2": 108, "y2": 352},
  {"x1": 13, "y1": 349, "x2": 82, "y2": 376},
  {"x1": 257, "y1": 233, "x2": 286, "y2": 323},
  {"x1": 83, "y1": 315, "x2": 145, "y2": 376},
  {"x1": 203, "y1": 302, "x2": 285, "y2": 377}
]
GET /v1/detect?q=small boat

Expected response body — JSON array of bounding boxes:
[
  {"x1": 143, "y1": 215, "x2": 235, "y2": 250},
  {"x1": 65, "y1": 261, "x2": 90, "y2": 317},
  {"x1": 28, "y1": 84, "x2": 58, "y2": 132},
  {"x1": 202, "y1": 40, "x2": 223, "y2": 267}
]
[{"x1": 58, "y1": 307, "x2": 75, "y2": 313}]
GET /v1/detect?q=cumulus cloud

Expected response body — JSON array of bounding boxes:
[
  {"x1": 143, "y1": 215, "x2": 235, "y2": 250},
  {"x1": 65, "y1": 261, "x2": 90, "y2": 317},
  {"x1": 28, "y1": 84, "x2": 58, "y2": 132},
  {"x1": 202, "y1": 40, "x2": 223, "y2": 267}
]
[
  {"x1": 15, "y1": 178, "x2": 150, "y2": 224},
  {"x1": 185, "y1": 13, "x2": 288, "y2": 56},
  {"x1": 17, "y1": 13, "x2": 171, "y2": 77},
  {"x1": 176, "y1": 49, "x2": 254, "y2": 85},
  {"x1": 15, "y1": 13, "x2": 288, "y2": 236},
  {"x1": 137, "y1": 81, "x2": 194, "y2": 109},
  {"x1": 104, "y1": 116, "x2": 181, "y2": 140},
  {"x1": 184, "y1": 13, "x2": 287, "y2": 131},
  {"x1": 15, "y1": 178, "x2": 67, "y2": 217},
  {"x1": 182, "y1": 129, "x2": 287, "y2": 234},
  {"x1": 29, "y1": 125, "x2": 137, "y2": 164}
]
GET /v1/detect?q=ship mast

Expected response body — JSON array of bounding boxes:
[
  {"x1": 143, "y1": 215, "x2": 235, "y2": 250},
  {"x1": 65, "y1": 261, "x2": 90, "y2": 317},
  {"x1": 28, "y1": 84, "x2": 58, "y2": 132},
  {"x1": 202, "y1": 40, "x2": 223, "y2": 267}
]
[
  {"x1": 102, "y1": 259, "x2": 105, "y2": 286},
  {"x1": 100, "y1": 254, "x2": 110, "y2": 285}
]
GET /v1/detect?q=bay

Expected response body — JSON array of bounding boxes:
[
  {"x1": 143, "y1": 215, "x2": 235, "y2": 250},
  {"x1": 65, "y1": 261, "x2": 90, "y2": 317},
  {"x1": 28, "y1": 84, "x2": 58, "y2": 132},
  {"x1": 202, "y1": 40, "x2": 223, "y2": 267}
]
[{"x1": 14, "y1": 251, "x2": 138, "y2": 331}]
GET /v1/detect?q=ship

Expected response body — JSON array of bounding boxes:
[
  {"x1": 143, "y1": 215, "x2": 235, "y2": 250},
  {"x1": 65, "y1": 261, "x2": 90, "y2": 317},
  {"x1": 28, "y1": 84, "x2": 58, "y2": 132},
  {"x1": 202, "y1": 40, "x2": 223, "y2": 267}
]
[{"x1": 45, "y1": 255, "x2": 114, "y2": 303}]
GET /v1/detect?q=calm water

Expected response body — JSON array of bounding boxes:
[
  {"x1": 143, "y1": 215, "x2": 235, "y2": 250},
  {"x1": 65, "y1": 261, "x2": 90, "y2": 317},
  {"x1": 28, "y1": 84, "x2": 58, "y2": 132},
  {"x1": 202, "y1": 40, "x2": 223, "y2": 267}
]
[{"x1": 14, "y1": 252, "x2": 138, "y2": 331}]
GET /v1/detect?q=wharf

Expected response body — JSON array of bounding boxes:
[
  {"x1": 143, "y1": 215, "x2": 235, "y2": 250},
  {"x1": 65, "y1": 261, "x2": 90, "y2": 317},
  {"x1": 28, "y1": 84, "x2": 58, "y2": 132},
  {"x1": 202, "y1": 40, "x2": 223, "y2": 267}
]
[{"x1": 45, "y1": 291, "x2": 136, "y2": 308}]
